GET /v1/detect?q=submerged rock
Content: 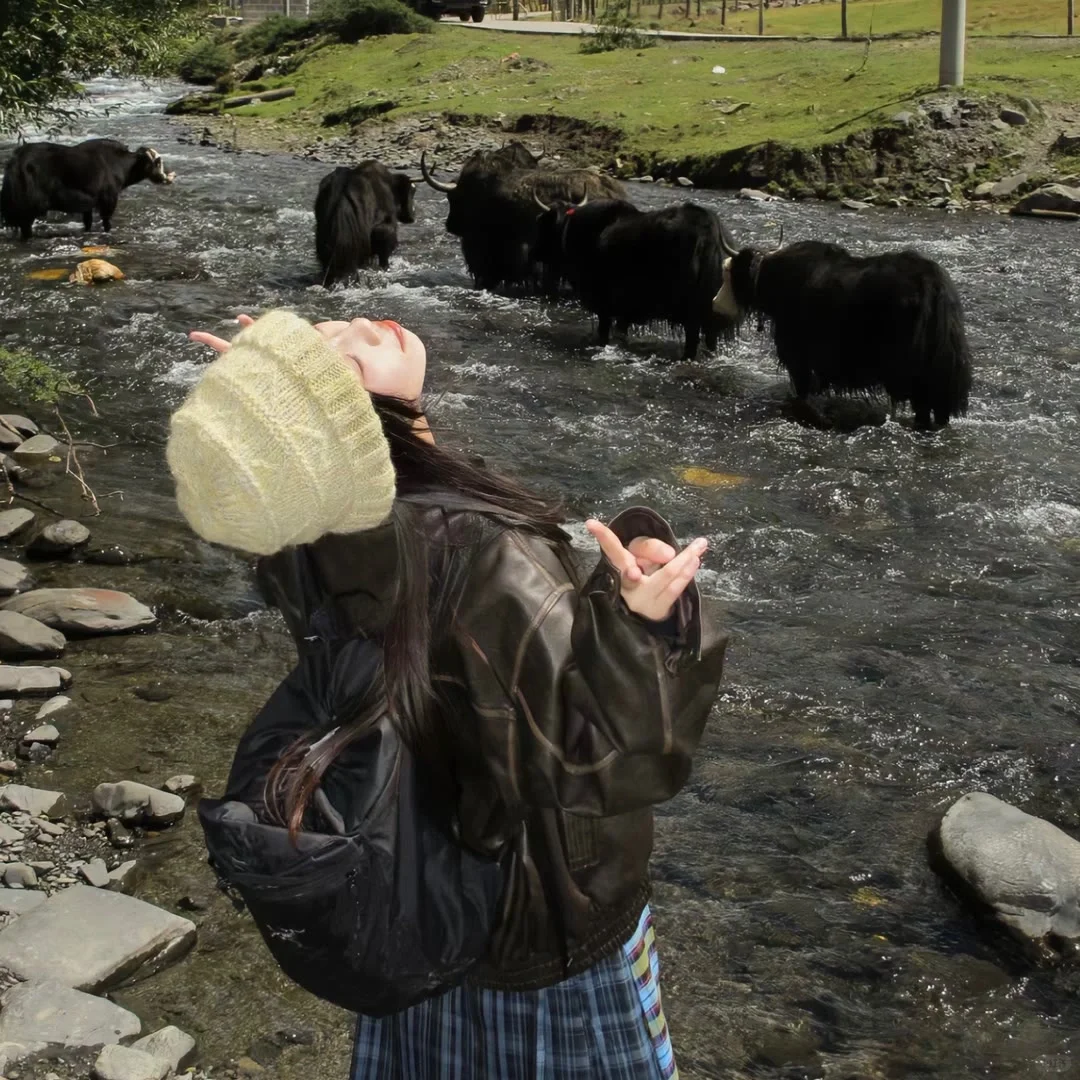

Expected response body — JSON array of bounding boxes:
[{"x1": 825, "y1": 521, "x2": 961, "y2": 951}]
[
  {"x1": 933, "y1": 791, "x2": 1080, "y2": 955},
  {"x1": 28, "y1": 518, "x2": 92, "y2": 557},
  {"x1": 36, "y1": 694, "x2": 75, "y2": 720},
  {"x1": 0, "y1": 609, "x2": 65, "y2": 659},
  {"x1": 92, "y1": 781, "x2": 186, "y2": 827},
  {"x1": 22, "y1": 723, "x2": 59, "y2": 746},
  {"x1": 0, "y1": 884, "x2": 196, "y2": 991},
  {"x1": 12, "y1": 433, "x2": 60, "y2": 463},
  {"x1": 3, "y1": 587, "x2": 156, "y2": 635}
]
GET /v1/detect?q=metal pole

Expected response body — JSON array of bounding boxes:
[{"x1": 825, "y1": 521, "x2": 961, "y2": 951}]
[
  {"x1": 758, "y1": 0, "x2": 763, "y2": 33},
  {"x1": 939, "y1": 0, "x2": 967, "y2": 87}
]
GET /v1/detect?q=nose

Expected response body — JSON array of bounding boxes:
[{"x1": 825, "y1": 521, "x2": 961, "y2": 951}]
[{"x1": 349, "y1": 318, "x2": 382, "y2": 344}]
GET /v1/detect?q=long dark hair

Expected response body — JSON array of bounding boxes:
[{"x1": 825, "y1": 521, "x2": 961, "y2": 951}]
[{"x1": 265, "y1": 394, "x2": 568, "y2": 838}]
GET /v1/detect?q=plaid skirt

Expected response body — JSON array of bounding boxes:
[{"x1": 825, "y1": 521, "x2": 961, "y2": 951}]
[{"x1": 350, "y1": 906, "x2": 678, "y2": 1080}]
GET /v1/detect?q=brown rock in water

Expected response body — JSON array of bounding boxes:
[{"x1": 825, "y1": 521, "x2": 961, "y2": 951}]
[{"x1": 69, "y1": 259, "x2": 125, "y2": 285}]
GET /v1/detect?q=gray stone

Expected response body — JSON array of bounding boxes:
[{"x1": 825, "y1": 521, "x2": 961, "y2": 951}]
[
  {"x1": 937, "y1": 791, "x2": 1080, "y2": 945},
  {"x1": 973, "y1": 181, "x2": 996, "y2": 199},
  {"x1": 79, "y1": 859, "x2": 109, "y2": 888},
  {"x1": 106, "y1": 860, "x2": 137, "y2": 893},
  {"x1": 0, "y1": 890, "x2": 45, "y2": 915},
  {"x1": 0, "y1": 884, "x2": 196, "y2": 991},
  {"x1": 94, "y1": 1044, "x2": 170, "y2": 1080},
  {"x1": 22, "y1": 724, "x2": 59, "y2": 746},
  {"x1": 36, "y1": 695, "x2": 74, "y2": 721},
  {"x1": 0, "y1": 822, "x2": 23, "y2": 844},
  {"x1": 28, "y1": 519, "x2": 91, "y2": 557},
  {"x1": 1053, "y1": 130, "x2": 1080, "y2": 155},
  {"x1": 991, "y1": 117, "x2": 1012, "y2": 133},
  {"x1": 35, "y1": 820, "x2": 64, "y2": 837},
  {"x1": 676, "y1": 176, "x2": 694, "y2": 187},
  {"x1": 0, "y1": 610, "x2": 66, "y2": 659},
  {"x1": 131, "y1": 1026, "x2": 196, "y2": 1073},
  {"x1": 738, "y1": 187, "x2": 777, "y2": 202},
  {"x1": 163, "y1": 774, "x2": 197, "y2": 795},
  {"x1": 0, "y1": 785, "x2": 66, "y2": 818},
  {"x1": 0, "y1": 510, "x2": 35, "y2": 540},
  {"x1": 2, "y1": 588, "x2": 156, "y2": 636},
  {"x1": 891, "y1": 110, "x2": 915, "y2": 126},
  {"x1": 3, "y1": 863, "x2": 37, "y2": 888},
  {"x1": 840, "y1": 198, "x2": 870, "y2": 210},
  {"x1": 0, "y1": 760, "x2": 17, "y2": 775},
  {"x1": 1011, "y1": 183, "x2": 1080, "y2": 218},
  {"x1": 0, "y1": 558, "x2": 32, "y2": 595},
  {"x1": 0, "y1": 416, "x2": 38, "y2": 438},
  {"x1": 0, "y1": 426, "x2": 22, "y2": 451},
  {"x1": 999, "y1": 107, "x2": 1028, "y2": 126},
  {"x1": 11, "y1": 433, "x2": 60, "y2": 463},
  {"x1": 0, "y1": 666, "x2": 64, "y2": 695},
  {"x1": 0, "y1": 979, "x2": 140, "y2": 1066},
  {"x1": 92, "y1": 782, "x2": 185, "y2": 827}
]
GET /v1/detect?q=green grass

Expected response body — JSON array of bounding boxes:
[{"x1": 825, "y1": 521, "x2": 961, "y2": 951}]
[
  {"x1": 637, "y1": 0, "x2": 1075, "y2": 38},
  {"x1": 235, "y1": 28, "x2": 1080, "y2": 160}
]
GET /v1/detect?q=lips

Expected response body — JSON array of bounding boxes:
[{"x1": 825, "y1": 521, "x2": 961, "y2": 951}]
[{"x1": 375, "y1": 319, "x2": 406, "y2": 351}]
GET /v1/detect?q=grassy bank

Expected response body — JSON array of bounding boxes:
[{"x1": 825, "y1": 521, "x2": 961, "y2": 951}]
[{"x1": 223, "y1": 28, "x2": 1080, "y2": 164}]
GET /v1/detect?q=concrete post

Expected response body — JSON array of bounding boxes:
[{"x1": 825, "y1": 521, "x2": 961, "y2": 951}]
[{"x1": 939, "y1": 0, "x2": 967, "y2": 87}]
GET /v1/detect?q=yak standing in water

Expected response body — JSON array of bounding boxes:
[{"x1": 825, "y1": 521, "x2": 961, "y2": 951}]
[
  {"x1": 534, "y1": 198, "x2": 738, "y2": 361},
  {"x1": 420, "y1": 142, "x2": 627, "y2": 293},
  {"x1": 1, "y1": 138, "x2": 174, "y2": 240},
  {"x1": 713, "y1": 240, "x2": 973, "y2": 427},
  {"x1": 314, "y1": 161, "x2": 417, "y2": 285}
]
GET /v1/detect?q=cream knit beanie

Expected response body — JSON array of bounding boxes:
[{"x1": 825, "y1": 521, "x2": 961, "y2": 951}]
[{"x1": 166, "y1": 310, "x2": 396, "y2": 556}]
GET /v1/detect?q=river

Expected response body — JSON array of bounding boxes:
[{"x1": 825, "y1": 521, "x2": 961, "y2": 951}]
[{"x1": 1, "y1": 78, "x2": 1078, "y2": 1079}]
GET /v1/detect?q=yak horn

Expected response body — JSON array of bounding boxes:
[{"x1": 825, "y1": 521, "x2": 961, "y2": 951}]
[
  {"x1": 534, "y1": 141, "x2": 547, "y2": 164},
  {"x1": 771, "y1": 223, "x2": 784, "y2": 251},
  {"x1": 534, "y1": 189, "x2": 552, "y2": 212},
  {"x1": 420, "y1": 151, "x2": 456, "y2": 193},
  {"x1": 719, "y1": 224, "x2": 739, "y2": 259},
  {"x1": 573, "y1": 190, "x2": 589, "y2": 208}
]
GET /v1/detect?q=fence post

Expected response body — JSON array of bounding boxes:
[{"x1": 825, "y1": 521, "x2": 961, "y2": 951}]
[
  {"x1": 758, "y1": 0, "x2": 763, "y2": 33},
  {"x1": 841, "y1": 0, "x2": 847, "y2": 36},
  {"x1": 1070, "y1": 0, "x2": 1075, "y2": 35},
  {"x1": 939, "y1": 0, "x2": 967, "y2": 86}
]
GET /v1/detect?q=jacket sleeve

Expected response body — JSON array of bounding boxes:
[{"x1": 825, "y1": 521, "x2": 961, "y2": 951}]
[{"x1": 453, "y1": 507, "x2": 728, "y2": 817}]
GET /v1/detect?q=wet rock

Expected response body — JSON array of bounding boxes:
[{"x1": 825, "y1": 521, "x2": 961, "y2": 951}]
[
  {"x1": 0, "y1": 666, "x2": 65, "y2": 695},
  {"x1": 0, "y1": 610, "x2": 66, "y2": 659},
  {"x1": 92, "y1": 782, "x2": 186, "y2": 827},
  {"x1": 0, "y1": 509, "x2": 35, "y2": 540},
  {"x1": 999, "y1": 107, "x2": 1028, "y2": 126},
  {"x1": 79, "y1": 858, "x2": 110, "y2": 888},
  {"x1": 0, "y1": 890, "x2": 45, "y2": 915},
  {"x1": 840, "y1": 198, "x2": 870, "y2": 210},
  {"x1": 28, "y1": 519, "x2": 91, "y2": 557},
  {"x1": 973, "y1": 181, "x2": 996, "y2": 199},
  {"x1": 12, "y1": 433, "x2": 60, "y2": 464},
  {"x1": 1011, "y1": 184, "x2": 1080, "y2": 219},
  {"x1": 0, "y1": 884, "x2": 196, "y2": 991},
  {"x1": 739, "y1": 187, "x2": 777, "y2": 202},
  {"x1": 0, "y1": 785, "x2": 67, "y2": 818},
  {"x1": 134, "y1": 682, "x2": 172, "y2": 702},
  {"x1": 106, "y1": 820, "x2": 134, "y2": 849},
  {"x1": 2, "y1": 588, "x2": 156, "y2": 635},
  {"x1": 94, "y1": 1043, "x2": 169, "y2": 1080},
  {"x1": 4, "y1": 864, "x2": 37, "y2": 888},
  {"x1": 86, "y1": 544, "x2": 139, "y2": 566},
  {"x1": 0, "y1": 416, "x2": 37, "y2": 438},
  {"x1": 131, "y1": 1026, "x2": 196, "y2": 1073},
  {"x1": 36, "y1": 694, "x2": 74, "y2": 721},
  {"x1": 22, "y1": 723, "x2": 59, "y2": 746},
  {"x1": 106, "y1": 860, "x2": 137, "y2": 893},
  {"x1": 0, "y1": 979, "x2": 141, "y2": 1067},
  {"x1": 36, "y1": 819, "x2": 64, "y2": 837},
  {"x1": 0, "y1": 821, "x2": 23, "y2": 844},
  {"x1": 163, "y1": 774, "x2": 197, "y2": 795},
  {"x1": 934, "y1": 791, "x2": 1080, "y2": 950},
  {"x1": 676, "y1": 176, "x2": 694, "y2": 187},
  {"x1": 0, "y1": 557, "x2": 32, "y2": 594}
]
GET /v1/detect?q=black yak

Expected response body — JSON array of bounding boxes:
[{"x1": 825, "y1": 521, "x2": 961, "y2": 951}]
[
  {"x1": 1, "y1": 138, "x2": 174, "y2": 240},
  {"x1": 420, "y1": 141, "x2": 628, "y2": 292},
  {"x1": 713, "y1": 240, "x2": 973, "y2": 427},
  {"x1": 314, "y1": 161, "x2": 417, "y2": 285},
  {"x1": 534, "y1": 198, "x2": 738, "y2": 360}
]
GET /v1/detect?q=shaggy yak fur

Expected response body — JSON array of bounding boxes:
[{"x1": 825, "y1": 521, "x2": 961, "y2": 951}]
[
  {"x1": 314, "y1": 161, "x2": 417, "y2": 285},
  {"x1": 421, "y1": 141, "x2": 626, "y2": 293},
  {"x1": 534, "y1": 198, "x2": 739, "y2": 361},
  {"x1": 1, "y1": 138, "x2": 174, "y2": 240},
  {"x1": 714, "y1": 240, "x2": 973, "y2": 427}
]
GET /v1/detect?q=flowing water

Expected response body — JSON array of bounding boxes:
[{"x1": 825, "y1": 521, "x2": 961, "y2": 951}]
[{"x1": 1, "y1": 79, "x2": 1078, "y2": 1080}]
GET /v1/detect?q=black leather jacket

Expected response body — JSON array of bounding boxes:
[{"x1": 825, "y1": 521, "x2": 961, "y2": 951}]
[{"x1": 256, "y1": 493, "x2": 727, "y2": 990}]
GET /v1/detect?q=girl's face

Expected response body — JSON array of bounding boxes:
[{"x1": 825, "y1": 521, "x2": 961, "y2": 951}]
[{"x1": 313, "y1": 318, "x2": 427, "y2": 403}]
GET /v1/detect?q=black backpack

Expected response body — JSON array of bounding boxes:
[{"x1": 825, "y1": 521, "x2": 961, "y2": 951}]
[{"x1": 197, "y1": 550, "x2": 504, "y2": 1017}]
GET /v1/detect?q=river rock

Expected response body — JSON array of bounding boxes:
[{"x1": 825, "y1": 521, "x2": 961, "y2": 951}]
[
  {"x1": 0, "y1": 425, "x2": 21, "y2": 451},
  {"x1": 79, "y1": 858, "x2": 110, "y2": 888},
  {"x1": 1054, "y1": 130, "x2": 1080, "y2": 154},
  {"x1": 0, "y1": 510, "x2": 33, "y2": 541},
  {"x1": 131, "y1": 1026, "x2": 197, "y2": 1073},
  {"x1": 12, "y1": 433, "x2": 60, "y2": 464},
  {"x1": 0, "y1": 415, "x2": 37, "y2": 438},
  {"x1": 0, "y1": 821, "x2": 23, "y2": 844},
  {"x1": 28, "y1": 519, "x2": 91, "y2": 557},
  {"x1": 4, "y1": 863, "x2": 37, "y2": 888},
  {"x1": 0, "y1": 979, "x2": 141, "y2": 1068},
  {"x1": 973, "y1": 181, "x2": 996, "y2": 199},
  {"x1": 0, "y1": 558, "x2": 32, "y2": 594},
  {"x1": 163, "y1": 774, "x2": 197, "y2": 795},
  {"x1": 676, "y1": 176, "x2": 694, "y2": 187},
  {"x1": 935, "y1": 791, "x2": 1080, "y2": 947},
  {"x1": 841, "y1": 198, "x2": 870, "y2": 210},
  {"x1": 0, "y1": 884, "x2": 196, "y2": 991},
  {"x1": 36, "y1": 694, "x2": 74, "y2": 720},
  {"x1": 2, "y1": 588, "x2": 156, "y2": 635},
  {"x1": 22, "y1": 723, "x2": 59, "y2": 746},
  {"x1": 0, "y1": 610, "x2": 65, "y2": 659},
  {"x1": 991, "y1": 172, "x2": 1029, "y2": 198},
  {"x1": 92, "y1": 781, "x2": 186, "y2": 827},
  {"x1": 739, "y1": 187, "x2": 777, "y2": 202},
  {"x1": 999, "y1": 107, "x2": 1028, "y2": 126},
  {"x1": 0, "y1": 665, "x2": 65, "y2": 695},
  {"x1": 0, "y1": 785, "x2": 66, "y2": 818},
  {"x1": 0, "y1": 890, "x2": 45, "y2": 915},
  {"x1": 107, "y1": 859, "x2": 137, "y2": 893},
  {"x1": 94, "y1": 1044, "x2": 170, "y2": 1080},
  {"x1": 1011, "y1": 183, "x2": 1080, "y2": 218}
]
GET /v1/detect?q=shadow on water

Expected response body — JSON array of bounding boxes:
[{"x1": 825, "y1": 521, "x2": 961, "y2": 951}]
[{"x1": 1, "y1": 78, "x2": 1080, "y2": 1078}]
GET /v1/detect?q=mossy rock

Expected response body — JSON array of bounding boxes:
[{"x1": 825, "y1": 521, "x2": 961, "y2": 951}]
[{"x1": 165, "y1": 93, "x2": 226, "y2": 116}]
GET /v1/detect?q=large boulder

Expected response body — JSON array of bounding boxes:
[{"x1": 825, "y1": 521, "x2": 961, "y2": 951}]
[
  {"x1": 0, "y1": 666, "x2": 67, "y2": 696},
  {"x1": 933, "y1": 791, "x2": 1080, "y2": 953},
  {"x1": 92, "y1": 781, "x2": 185, "y2": 827},
  {"x1": 0, "y1": 610, "x2": 65, "y2": 659},
  {"x1": 2, "y1": 588, "x2": 156, "y2": 635},
  {"x1": 1011, "y1": 184, "x2": 1080, "y2": 219}
]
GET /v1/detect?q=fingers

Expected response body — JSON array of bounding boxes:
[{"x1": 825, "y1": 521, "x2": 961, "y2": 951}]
[
  {"x1": 627, "y1": 536, "x2": 676, "y2": 570},
  {"x1": 188, "y1": 331, "x2": 232, "y2": 353},
  {"x1": 643, "y1": 538, "x2": 708, "y2": 607},
  {"x1": 585, "y1": 519, "x2": 642, "y2": 582},
  {"x1": 236, "y1": 314, "x2": 255, "y2": 327}
]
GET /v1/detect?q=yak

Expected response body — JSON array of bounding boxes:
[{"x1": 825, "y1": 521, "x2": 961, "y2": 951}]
[
  {"x1": 534, "y1": 197, "x2": 738, "y2": 361},
  {"x1": 315, "y1": 161, "x2": 417, "y2": 285},
  {"x1": 1, "y1": 138, "x2": 174, "y2": 240},
  {"x1": 712, "y1": 240, "x2": 973, "y2": 427},
  {"x1": 420, "y1": 141, "x2": 628, "y2": 293}
]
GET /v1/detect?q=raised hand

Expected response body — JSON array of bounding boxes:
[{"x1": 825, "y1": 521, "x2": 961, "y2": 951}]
[
  {"x1": 585, "y1": 518, "x2": 708, "y2": 623},
  {"x1": 188, "y1": 313, "x2": 255, "y2": 353}
]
